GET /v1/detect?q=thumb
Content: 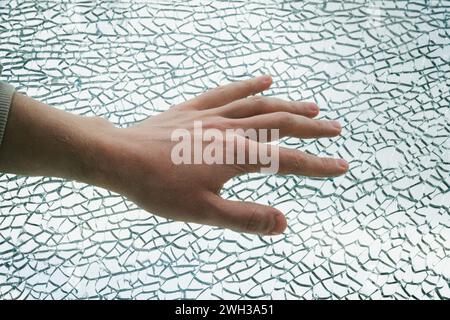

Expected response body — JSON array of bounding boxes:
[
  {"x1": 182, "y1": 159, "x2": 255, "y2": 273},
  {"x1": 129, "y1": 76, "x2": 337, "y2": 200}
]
[{"x1": 204, "y1": 193, "x2": 287, "y2": 235}]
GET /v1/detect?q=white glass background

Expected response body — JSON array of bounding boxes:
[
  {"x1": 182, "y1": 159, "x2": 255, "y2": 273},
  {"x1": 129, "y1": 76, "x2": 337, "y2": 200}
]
[{"x1": 0, "y1": 0, "x2": 449, "y2": 299}]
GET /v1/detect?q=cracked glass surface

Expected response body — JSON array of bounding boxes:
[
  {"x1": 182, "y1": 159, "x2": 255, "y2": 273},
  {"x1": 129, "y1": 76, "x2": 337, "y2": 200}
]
[{"x1": 0, "y1": 0, "x2": 449, "y2": 299}]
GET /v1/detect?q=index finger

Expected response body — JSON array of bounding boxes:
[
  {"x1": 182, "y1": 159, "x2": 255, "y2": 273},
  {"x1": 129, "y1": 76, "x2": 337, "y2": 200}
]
[{"x1": 177, "y1": 75, "x2": 273, "y2": 111}]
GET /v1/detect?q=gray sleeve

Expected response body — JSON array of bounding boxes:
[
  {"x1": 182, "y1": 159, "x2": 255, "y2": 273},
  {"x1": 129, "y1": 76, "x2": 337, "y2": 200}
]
[{"x1": 0, "y1": 81, "x2": 15, "y2": 148}]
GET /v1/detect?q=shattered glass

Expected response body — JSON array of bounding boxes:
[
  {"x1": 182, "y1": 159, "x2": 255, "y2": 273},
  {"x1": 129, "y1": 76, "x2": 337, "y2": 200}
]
[{"x1": 0, "y1": 0, "x2": 449, "y2": 299}]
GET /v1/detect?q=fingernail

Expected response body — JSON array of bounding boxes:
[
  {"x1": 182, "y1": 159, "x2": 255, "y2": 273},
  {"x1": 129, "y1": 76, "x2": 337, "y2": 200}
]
[
  {"x1": 269, "y1": 213, "x2": 285, "y2": 235},
  {"x1": 309, "y1": 103, "x2": 319, "y2": 113},
  {"x1": 261, "y1": 75, "x2": 272, "y2": 85},
  {"x1": 336, "y1": 159, "x2": 349, "y2": 171},
  {"x1": 331, "y1": 121, "x2": 341, "y2": 131}
]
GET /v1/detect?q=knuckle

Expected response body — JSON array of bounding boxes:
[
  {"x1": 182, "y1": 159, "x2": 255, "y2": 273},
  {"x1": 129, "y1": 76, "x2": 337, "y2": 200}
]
[
  {"x1": 288, "y1": 100, "x2": 299, "y2": 112},
  {"x1": 315, "y1": 121, "x2": 327, "y2": 136},
  {"x1": 260, "y1": 97, "x2": 277, "y2": 113},
  {"x1": 244, "y1": 207, "x2": 275, "y2": 234},
  {"x1": 249, "y1": 95, "x2": 266, "y2": 105},
  {"x1": 202, "y1": 118, "x2": 215, "y2": 129},
  {"x1": 203, "y1": 117, "x2": 230, "y2": 131},
  {"x1": 244, "y1": 207, "x2": 260, "y2": 233},
  {"x1": 242, "y1": 80, "x2": 257, "y2": 94},
  {"x1": 276, "y1": 112, "x2": 294, "y2": 128},
  {"x1": 216, "y1": 117, "x2": 234, "y2": 131},
  {"x1": 318, "y1": 157, "x2": 330, "y2": 172},
  {"x1": 292, "y1": 151, "x2": 305, "y2": 171}
]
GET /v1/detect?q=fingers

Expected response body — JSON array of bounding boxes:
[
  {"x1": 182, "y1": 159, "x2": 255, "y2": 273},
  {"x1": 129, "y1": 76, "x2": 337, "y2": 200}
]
[
  {"x1": 179, "y1": 75, "x2": 272, "y2": 110},
  {"x1": 277, "y1": 148, "x2": 349, "y2": 177},
  {"x1": 203, "y1": 193, "x2": 287, "y2": 235},
  {"x1": 223, "y1": 135, "x2": 348, "y2": 177},
  {"x1": 234, "y1": 112, "x2": 342, "y2": 140},
  {"x1": 215, "y1": 96, "x2": 320, "y2": 119}
]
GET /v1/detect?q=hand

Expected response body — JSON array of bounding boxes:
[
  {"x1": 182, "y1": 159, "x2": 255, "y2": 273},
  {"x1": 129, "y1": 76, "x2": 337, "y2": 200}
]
[
  {"x1": 0, "y1": 75, "x2": 348, "y2": 236},
  {"x1": 98, "y1": 75, "x2": 348, "y2": 235}
]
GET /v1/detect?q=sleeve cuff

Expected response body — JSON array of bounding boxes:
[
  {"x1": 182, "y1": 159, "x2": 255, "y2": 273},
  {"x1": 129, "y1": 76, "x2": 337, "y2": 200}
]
[{"x1": 0, "y1": 82, "x2": 15, "y2": 148}]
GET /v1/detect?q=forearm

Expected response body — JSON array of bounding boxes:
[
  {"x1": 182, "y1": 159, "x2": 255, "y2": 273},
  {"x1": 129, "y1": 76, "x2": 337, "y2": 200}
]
[{"x1": 0, "y1": 92, "x2": 115, "y2": 184}]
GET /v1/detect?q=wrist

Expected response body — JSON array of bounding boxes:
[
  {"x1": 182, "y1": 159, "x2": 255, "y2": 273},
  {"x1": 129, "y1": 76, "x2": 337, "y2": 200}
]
[{"x1": 70, "y1": 116, "x2": 120, "y2": 187}]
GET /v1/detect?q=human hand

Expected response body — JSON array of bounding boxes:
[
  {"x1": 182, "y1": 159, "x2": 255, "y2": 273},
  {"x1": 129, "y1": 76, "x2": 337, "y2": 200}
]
[{"x1": 97, "y1": 75, "x2": 349, "y2": 235}]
